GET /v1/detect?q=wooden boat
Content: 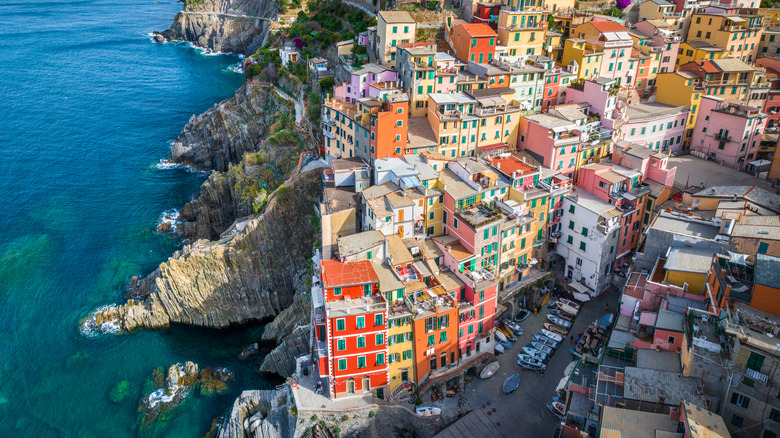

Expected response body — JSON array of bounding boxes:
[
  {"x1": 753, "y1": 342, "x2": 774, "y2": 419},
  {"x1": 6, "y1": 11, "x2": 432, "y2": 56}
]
[
  {"x1": 500, "y1": 340, "x2": 512, "y2": 350},
  {"x1": 517, "y1": 355, "x2": 546, "y2": 370},
  {"x1": 502, "y1": 318, "x2": 524, "y2": 335},
  {"x1": 547, "y1": 315, "x2": 572, "y2": 329},
  {"x1": 520, "y1": 348, "x2": 548, "y2": 363},
  {"x1": 514, "y1": 309, "x2": 531, "y2": 322},
  {"x1": 480, "y1": 361, "x2": 500, "y2": 379},
  {"x1": 495, "y1": 343, "x2": 505, "y2": 354},
  {"x1": 549, "y1": 308, "x2": 574, "y2": 321},
  {"x1": 543, "y1": 322, "x2": 567, "y2": 336},
  {"x1": 503, "y1": 374, "x2": 521, "y2": 394},
  {"x1": 495, "y1": 329, "x2": 508, "y2": 343},
  {"x1": 416, "y1": 406, "x2": 442, "y2": 417},
  {"x1": 556, "y1": 301, "x2": 579, "y2": 316},
  {"x1": 540, "y1": 329, "x2": 564, "y2": 343},
  {"x1": 528, "y1": 342, "x2": 554, "y2": 355},
  {"x1": 546, "y1": 401, "x2": 565, "y2": 418},
  {"x1": 498, "y1": 325, "x2": 517, "y2": 342},
  {"x1": 533, "y1": 334, "x2": 559, "y2": 348},
  {"x1": 598, "y1": 313, "x2": 615, "y2": 329},
  {"x1": 559, "y1": 298, "x2": 581, "y2": 311}
]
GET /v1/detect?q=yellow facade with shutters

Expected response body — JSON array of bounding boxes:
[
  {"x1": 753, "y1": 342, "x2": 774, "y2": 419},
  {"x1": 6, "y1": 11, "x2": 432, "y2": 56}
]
[
  {"x1": 687, "y1": 13, "x2": 763, "y2": 63},
  {"x1": 654, "y1": 72, "x2": 702, "y2": 145},
  {"x1": 561, "y1": 40, "x2": 603, "y2": 80},
  {"x1": 675, "y1": 42, "x2": 726, "y2": 67},
  {"x1": 496, "y1": 8, "x2": 547, "y2": 58},
  {"x1": 387, "y1": 311, "x2": 415, "y2": 397}
]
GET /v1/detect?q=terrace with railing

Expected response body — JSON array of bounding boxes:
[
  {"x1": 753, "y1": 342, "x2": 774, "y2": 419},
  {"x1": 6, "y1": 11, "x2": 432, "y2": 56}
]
[{"x1": 325, "y1": 293, "x2": 387, "y2": 318}]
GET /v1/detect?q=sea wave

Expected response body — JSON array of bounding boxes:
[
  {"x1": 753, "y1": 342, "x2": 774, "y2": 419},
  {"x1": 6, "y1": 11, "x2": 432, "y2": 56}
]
[
  {"x1": 80, "y1": 305, "x2": 122, "y2": 338},
  {"x1": 157, "y1": 208, "x2": 182, "y2": 235},
  {"x1": 155, "y1": 159, "x2": 207, "y2": 174}
]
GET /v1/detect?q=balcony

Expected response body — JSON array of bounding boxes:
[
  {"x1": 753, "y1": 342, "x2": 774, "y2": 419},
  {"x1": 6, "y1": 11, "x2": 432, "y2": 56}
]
[
  {"x1": 437, "y1": 109, "x2": 462, "y2": 121},
  {"x1": 713, "y1": 133, "x2": 732, "y2": 142},
  {"x1": 474, "y1": 103, "x2": 521, "y2": 117},
  {"x1": 552, "y1": 131, "x2": 582, "y2": 146},
  {"x1": 323, "y1": 130, "x2": 336, "y2": 139}
]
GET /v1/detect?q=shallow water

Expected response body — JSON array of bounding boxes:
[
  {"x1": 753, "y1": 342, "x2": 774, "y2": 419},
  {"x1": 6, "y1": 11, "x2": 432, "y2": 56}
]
[{"x1": 0, "y1": 1, "x2": 279, "y2": 436}]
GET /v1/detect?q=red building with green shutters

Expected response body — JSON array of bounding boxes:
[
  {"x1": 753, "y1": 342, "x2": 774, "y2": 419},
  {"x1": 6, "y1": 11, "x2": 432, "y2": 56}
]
[{"x1": 319, "y1": 260, "x2": 389, "y2": 398}]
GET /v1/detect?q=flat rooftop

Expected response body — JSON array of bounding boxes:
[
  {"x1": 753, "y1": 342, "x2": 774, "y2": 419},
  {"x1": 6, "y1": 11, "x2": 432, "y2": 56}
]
[
  {"x1": 323, "y1": 182, "x2": 358, "y2": 214},
  {"x1": 338, "y1": 230, "x2": 384, "y2": 258},
  {"x1": 623, "y1": 367, "x2": 706, "y2": 407},
  {"x1": 650, "y1": 215, "x2": 720, "y2": 240}
]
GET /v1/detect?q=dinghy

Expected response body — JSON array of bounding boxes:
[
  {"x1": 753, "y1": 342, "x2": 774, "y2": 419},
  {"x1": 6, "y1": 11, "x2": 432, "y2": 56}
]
[
  {"x1": 480, "y1": 361, "x2": 500, "y2": 379},
  {"x1": 528, "y1": 342, "x2": 554, "y2": 355},
  {"x1": 520, "y1": 348, "x2": 548, "y2": 363},
  {"x1": 502, "y1": 318, "x2": 523, "y2": 335},
  {"x1": 547, "y1": 314, "x2": 572, "y2": 329},
  {"x1": 543, "y1": 322, "x2": 567, "y2": 336},
  {"x1": 514, "y1": 309, "x2": 531, "y2": 322},
  {"x1": 540, "y1": 329, "x2": 563, "y2": 343},
  {"x1": 532, "y1": 334, "x2": 559, "y2": 348},
  {"x1": 546, "y1": 401, "x2": 565, "y2": 418},
  {"x1": 503, "y1": 374, "x2": 521, "y2": 394}
]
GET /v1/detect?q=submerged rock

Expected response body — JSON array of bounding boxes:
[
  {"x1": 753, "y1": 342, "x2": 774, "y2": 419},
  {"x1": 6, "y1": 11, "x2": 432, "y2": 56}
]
[{"x1": 110, "y1": 380, "x2": 130, "y2": 403}]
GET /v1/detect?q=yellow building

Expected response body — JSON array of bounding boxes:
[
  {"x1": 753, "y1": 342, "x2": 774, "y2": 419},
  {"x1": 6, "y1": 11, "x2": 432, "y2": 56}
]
[
  {"x1": 638, "y1": 0, "x2": 682, "y2": 30},
  {"x1": 687, "y1": 12, "x2": 764, "y2": 63},
  {"x1": 496, "y1": 7, "x2": 548, "y2": 59},
  {"x1": 760, "y1": 8, "x2": 780, "y2": 25},
  {"x1": 397, "y1": 44, "x2": 437, "y2": 118},
  {"x1": 373, "y1": 263, "x2": 416, "y2": 400},
  {"x1": 561, "y1": 39, "x2": 603, "y2": 79},
  {"x1": 575, "y1": 140, "x2": 612, "y2": 179},
  {"x1": 376, "y1": 11, "x2": 416, "y2": 67},
  {"x1": 662, "y1": 248, "x2": 714, "y2": 295},
  {"x1": 675, "y1": 41, "x2": 727, "y2": 67},
  {"x1": 405, "y1": 152, "x2": 447, "y2": 237},
  {"x1": 654, "y1": 71, "x2": 702, "y2": 144}
]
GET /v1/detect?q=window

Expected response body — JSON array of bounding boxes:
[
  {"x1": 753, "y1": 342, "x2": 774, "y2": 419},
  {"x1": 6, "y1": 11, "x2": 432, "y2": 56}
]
[
  {"x1": 747, "y1": 351, "x2": 765, "y2": 372},
  {"x1": 337, "y1": 319, "x2": 346, "y2": 331},
  {"x1": 376, "y1": 333, "x2": 384, "y2": 346},
  {"x1": 770, "y1": 409, "x2": 780, "y2": 423},
  {"x1": 338, "y1": 359, "x2": 347, "y2": 370},
  {"x1": 568, "y1": 220, "x2": 575, "y2": 230},
  {"x1": 376, "y1": 353, "x2": 385, "y2": 365},
  {"x1": 337, "y1": 339, "x2": 346, "y2": 351},
  {"x1": 731, "y1": 414, "x2": 744, "y2": 428},
  {"x1": 580, "y1": 241, "x2": 586, "y2": 251},
  {"x1": 334, "y1": 287, "x2": 342, "y2": 296},
  {"x1": 427, "y1": 334, "x2": 435, "y2": 347},
  {"x1": 356, "y1": 316, "x2": 365, "y2": 329},
  {"x1": 468, "y1": 325, "x2": 474, "y2": 334},
  {"x1": 569, "y1": 205, "x2": 575, "y2": 214},
  {"x1": 375, "y1": 313, "x2": 383, "y2": 327},
  {"x1": 582, "y1": 227, "x2": 588, "y2": 237},
  {"x1": 357, "y1": 356, "x2": 366, "y2": 368},
  {"x1": 357, "y1": 336, "x2": 365, "y2": 348},
  {"x1": 440, "y1": 331, "x2": 447, "y2": 343},
  {"x1": 731, "y1": 392, "x2": 750, "y2": 408},
  {"x1": 567, "y1": 235, "x2": 573, "y2": 245}
]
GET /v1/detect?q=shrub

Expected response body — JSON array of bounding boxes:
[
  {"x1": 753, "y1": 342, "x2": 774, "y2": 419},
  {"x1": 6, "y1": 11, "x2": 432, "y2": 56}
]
[
  {"x1": 368, "y1": 410, "x2": 376, "y2": 418},
  {"x1": 246, "y1": 63, "x2": 263, "y2": 78},
  {"x1": 311, "y1": 414, "x2": 318, "y2": 421},
  {"x1": 341, "y1": 415, "x2": 349, "y2": 421},
  {"x1": 290, "y1": 406, "x2": 298, "y2": 416},
  {"x1": 319, "y1": 77, "x2": 335, "y2": 94}
]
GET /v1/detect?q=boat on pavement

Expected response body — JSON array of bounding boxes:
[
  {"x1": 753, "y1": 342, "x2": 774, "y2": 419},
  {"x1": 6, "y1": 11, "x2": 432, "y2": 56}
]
[
  {"x1": 519, "y1": 348, "x2": 548, "y2": 363},
  {"x1": 514, "y1": 309, "x2": 531, "y2": 322},
  {"x1": 503, "y1": 374, "x2": 521, "y2": 394},
  {"x1": 598, "y1": 312, "x2": 615, "y2": 329},
  {"x1": 546, "y1": 401, "x2": 565, "y2": 418},
  {"x1": 556, "y1": 301, "x2": 579, "y2": 316},
  {"x1": 547, "y1": 314, "x2": 572, "y2": 329},
  {"x1": 502, "y1": 318, "x2": 523, "y2": 335},
  {"x1": 517, "y1": 355, "x2": 546, "y2": 370},
  {"x1": 416, "y1": 406, "x2": 442, "y2": 417},
  {"x1": 543, "y1": 322, "x2": 567, "y2": 336},
  {"x1": 498, "y1": 325, "x2": 517, "y2": 342},
  {"x1": 495, "y1": 329, "x2": 508, "y2": 343},
  {"x1": 559, "y1": 298, "x2": 580, "y2": 311},
  {"x1": 528, "y1": 342, "x2": 554, "y2": 355},
  {"x1": 533, "y1": 334, "x2": 560, "y2": 348},
  {"x1": 540, "y1": 329, "x2": 563, "y2": 343},
  {"x1": 480, "y1": 361, "x2": 500, "y2": 379},
  {"x1": 495, "y1": 343, "x2": 505, "y2": 354}
]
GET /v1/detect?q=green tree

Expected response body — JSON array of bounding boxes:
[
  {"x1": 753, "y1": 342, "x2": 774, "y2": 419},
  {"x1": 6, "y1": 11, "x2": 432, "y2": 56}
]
[{"x1": 319, "y1": 76, "x2": 335, "y2": 93}]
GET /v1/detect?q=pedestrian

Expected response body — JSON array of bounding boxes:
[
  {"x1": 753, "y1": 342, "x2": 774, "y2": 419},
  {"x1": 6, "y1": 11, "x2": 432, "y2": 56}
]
[
  {"x1": 570, "y1": 336, "x2": 575, "y2": 345},
  {"x1": 605, "y1": 303, "x2": 610, "y2": 311}
]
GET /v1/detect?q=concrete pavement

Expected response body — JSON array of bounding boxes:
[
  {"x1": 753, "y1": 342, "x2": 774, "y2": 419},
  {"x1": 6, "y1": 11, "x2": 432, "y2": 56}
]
[
  {"x1": 428, "y1": 286, "x2": 621, "y2": 437},
  {"x1": 668, "y1": 155, "x2": 775, "y2": 191}
]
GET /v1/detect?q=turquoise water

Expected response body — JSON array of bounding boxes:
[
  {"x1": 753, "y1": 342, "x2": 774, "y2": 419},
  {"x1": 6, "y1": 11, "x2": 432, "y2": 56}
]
[{"x1": 0, "y1": 1, "x2": 279, "y2": 436}]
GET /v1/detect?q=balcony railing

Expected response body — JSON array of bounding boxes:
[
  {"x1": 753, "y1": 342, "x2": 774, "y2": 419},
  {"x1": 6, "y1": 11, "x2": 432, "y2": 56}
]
[{"x1": 714, "y1": 133, "x2": 732, "y2": 142}]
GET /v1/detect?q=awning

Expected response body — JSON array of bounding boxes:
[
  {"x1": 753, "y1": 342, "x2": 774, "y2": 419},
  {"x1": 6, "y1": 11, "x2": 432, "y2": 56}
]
[
  {"x1": 728, "y1": 16, "x2": 746, "y2": 22},
  {"x1": 569, "y1": 281, "x2": 591, "y2": 296},
  {"x1": 572, "y1": 291, "x2": 591, "y2": 302}
]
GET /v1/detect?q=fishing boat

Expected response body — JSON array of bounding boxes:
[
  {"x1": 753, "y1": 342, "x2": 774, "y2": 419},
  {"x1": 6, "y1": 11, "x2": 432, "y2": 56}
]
[
  {"x1": 543, "y1": 322, "x2": 567, "y2": 336},
  {"x1": 495, "y1": 329, "x2": 508, "y2": 343},
  {"x1": 503, "y1": 374, "x2": 521, "y2": 394},
  {"x1": 517, "y1": 355, "x2": 546, "y2": 370},
  {"x1": 480, "y1": 361, "x2": 500, "y2": 379},
  {"x1": 559, "y1": 298, "x2": 580, "y2": 311},
  {"x1": 556, "y1": 301, "x2": 579, "y2": 316},
  {"x1": 598, "y1": 313, "x2": 615, "y2": 329},
  {"x1": 528, "y1": 342, "x2": 554, "y2": 355},
  {"x1": 416, "y1": 406, "x2": 442, "y2": 417},
  {"x1": 533, "y1": 334, "x2": 559, "y2": 348},
  {"x1": 500, "y1": 340, "x2": 512, "y2": 350},
  {"x1": 547, "y1": 314, "x2": 572, "y2": 329},
  {"x1": 495, "y1": 343, "x2": 505, "y2": 354},
  {"x1": 514, "y1": 309, "x2": 531, "y2": 322},
  {"x1": 498, "y1": 325, "x2": 517, "y2": 342},
  {"x1": 520, "y1": 348, "x2": 548, "y2": 363},
  {"x1": 546, "y1": 401, "x2": 565, "y2": 418},
  {"x1": 502, "y1": 318, "x2": 523, "y2": 335},
  {"x1": 549, "y1": 308, "x2": 574, "y2": 321},
  {"x1": 540, "y1": 329, "x2": 563, "y2": 343}
]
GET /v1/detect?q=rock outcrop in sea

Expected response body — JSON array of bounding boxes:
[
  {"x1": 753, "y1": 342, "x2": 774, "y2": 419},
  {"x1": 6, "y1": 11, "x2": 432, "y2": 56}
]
[
  {"x1": 217, "y1": 389, "x2": 292, "y2": 438},
  {"x1": 153, "y1": 0, "x2": 275, "y2": 56}
]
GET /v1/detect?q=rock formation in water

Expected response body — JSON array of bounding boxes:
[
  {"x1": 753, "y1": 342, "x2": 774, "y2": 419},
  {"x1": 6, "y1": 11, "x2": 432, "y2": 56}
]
[
  {"x1": 218, "y1": 389, "x2": 292, "y2": 438},
  {"x1": 153, "y1": 0, "x2": 275, "y2": 56},
  {"x1": 94, "y1": 170, "x2": 321, "y2": 331},
  {"x1": 170, "y1": 79, "x2": 296, "y2": 173}
]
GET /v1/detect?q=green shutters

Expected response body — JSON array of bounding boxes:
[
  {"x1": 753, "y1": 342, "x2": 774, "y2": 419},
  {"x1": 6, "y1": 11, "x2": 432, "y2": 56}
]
[
  {"x1": 569, "y1": 204, "x2": 575, "y2": 214},
  {"x1": 567, "y1": 235, "x2": 573, "y2": 245},
  {"x1": 428, "y1": 335, "x2": 435, "y2": 346},
  {"x1": 376, "y1": 353, "x2": 385, "y2": 365},
  {"x1": 747, "y1": 351, "x2": 765, "y2": 372},
  {"x1": 580, "y1": 241, "x2": 587, "y2": 251},
  {"x1": 374, "y1": 313, "x2": 384, "y2": 326},
  {"x1": 364, "y1": 284, "x2": 371, "y2": 296},
  {"x1": 356, "y1": 316, "x2": 365, "y2": 329},
  {"x1": 337, "y1": 339, "x2": 346, "y2": 351},
  {"x1": 357, "y1": 336, "x2": 366, "y2": 348},
  {"x1": 440, "y1": 331, "x2": 447, "y2": 343},
  {"x1": 338, "y1": 359, "x2": 347, "y2": 370},
  {"x1": 375, "y1": 333, "x2": 384, "y2": 346},
  {"x1": 357, "y1": 356, "x2": 366, "y2": 368},
  {"x1": 334, "y1": 287, "x2": 342, "y2": 296},
  {"x1": 336, "y1": 319, "x2": 346, "y2": 331},
  {"x1": 582, "y1": 227, "x2": 588, "y2": 237}
]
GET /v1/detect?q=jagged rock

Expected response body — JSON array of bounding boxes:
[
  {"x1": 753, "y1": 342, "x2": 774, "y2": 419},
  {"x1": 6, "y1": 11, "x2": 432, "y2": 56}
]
[
  {"x1": 259, "y1": 324, "x2": 310, "y2": 377},
  {"x1": 93, "y1": 172, "x2": 321, "y2": 332},
  {"x1": 154, "y1": 0, "x2": 275, "y2": 56},
  {"x1": 239, "y1": 343, "x2": 259, "y2": 360},
  {"x1": 218, "y1": 390, "x2": 289, "y2": 438},
  {"x1": 170, "y1": 79, "x2": 294, "y2": 172}
]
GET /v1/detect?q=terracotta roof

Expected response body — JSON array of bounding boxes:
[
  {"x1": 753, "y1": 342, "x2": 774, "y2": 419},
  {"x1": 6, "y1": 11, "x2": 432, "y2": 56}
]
[
  {"x1": 458, "y1": 23, "x2": 497, "y2": 37},
  {"x1": 488, "y1": 155, "x2": 537, "y2": 177},
  {"x1": 321, "y1": 260, "x2": 379, "y2": 288},
  {"x1": 588, "y1": 20, "x2": 629, "y2": 33}
]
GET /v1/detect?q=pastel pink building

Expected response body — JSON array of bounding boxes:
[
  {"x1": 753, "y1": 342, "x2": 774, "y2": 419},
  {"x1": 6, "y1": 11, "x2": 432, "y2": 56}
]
[
  {"x1": 564, "y1": 77, "x2": 624, "y2": 131},
  {"x1": 620, "y1": 102, "x2": 689, "y2": 152},
  {"x1": 334, "y1": 63, "x2": 398, "y2": 103},
  {"x1": 613, "y1": 141, "x2": 676, "y2": 189},
  {"x1": 634, "y1": 20, "x2": 679, "y2": 74},
  {"x1": 572, "y1": 21, "x2": 637, "y2": 87},
  {"x1": 517, "y1": 113, "x2": 584, "y2": 179},
  {"x1": 690, "y1": 95, "x2": 767, "y2": 169},
  {"x1": 434, "y1": 52, "x2": 459, "y2": 94}
]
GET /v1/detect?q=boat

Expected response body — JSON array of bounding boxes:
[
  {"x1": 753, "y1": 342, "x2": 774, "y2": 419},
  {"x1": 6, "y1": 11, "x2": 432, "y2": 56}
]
[
  {"x1": 543, "y1": 322, "x2": 567, "y2": 336},
  {"x1": 500, "y1": 340, "x2": 512, "y2": 350},
  {"x1": 547, "y1": 314, "x2": 572, "y2": 329},
  {"x1": 495, "y1": 329, "x2": 508, "y2": 343},
  {"x1": 528, "y1": 342, "x2": 554, "y2": 355},
  {"x1": 559, "y1": 298, "x2": 581, "y2": 311},
  {"x1": 546, "y1": 401, "x2": 565, "y2": 418},
  {"x1": 549, "y1": 308, "x2": 574, "y2": 321},
  {"x1": 556, "y1": 301, "x2": 579, "y2": 316},
  {"x1": 480, "y1": 361, "x2": 500, "y2": 379},
  {"x1": 503, "y1": 319, "x2": 524, "y2": 335},
  {"x1": 569, "y1": 346, "x2": 581, "y2": 357},
  {"x1": 495, "y1": 343, "x2": 505, "y2": 354},
  {"x1": 416, "y1": 406, "x2": 442, "y2": 417},
  {"x1": 598, "y1": 313, "x2": 615, "y2": 329},
  {"x1": 520, "y1": 348, "x2": 548, "y2": 363},
  {"x1": 514, "y1": 309, "x2": 531, "y2": 322},
  {"x1": 533, "y1": 334, "x2": 560, "y2": 348},
  {"x1": 498, "y1": 325, "x2": 517, "y2": 342},
  {"x1": 503, "y1": 373, "x2": 521, "y2": 394},
  {"x1": 540, "y1": 329, "x2": 563, "y2": 343},
  {"x1": 518, "y1": 356, "x2": 546, "y2": 370}
]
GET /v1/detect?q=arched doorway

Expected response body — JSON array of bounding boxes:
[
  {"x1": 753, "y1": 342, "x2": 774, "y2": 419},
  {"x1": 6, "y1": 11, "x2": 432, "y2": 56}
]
[
  {"x1": 347, "y1": 378, "x2": 355, "y2": 395},
  {"x1": 362, "y1": 376, "x2": 370, "y2": 392}
]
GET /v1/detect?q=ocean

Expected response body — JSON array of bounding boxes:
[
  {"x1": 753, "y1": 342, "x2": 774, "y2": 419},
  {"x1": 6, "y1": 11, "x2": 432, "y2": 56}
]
[{"x1": 0, "y1": 0, "x2": 278, "y2": 436}]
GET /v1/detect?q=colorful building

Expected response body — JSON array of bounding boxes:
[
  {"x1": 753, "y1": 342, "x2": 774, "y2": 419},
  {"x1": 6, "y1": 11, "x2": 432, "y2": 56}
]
[
  {"x1": 620, "y1": 102, "x2": 689, "y2": 152},
  {"x1": 334, "y1": 63, "x2": 397, "y2": 103},
  {"x1": 449, "y1": 22, "x2": 498, "y2": 64},
  {"x1": 396, "y1": 43, "x2": 438, "y2": 118},
  {"x1": 687, "y1": 10, "x2": 763, "y2": 64},
  {"x1": 376, "y1": 11, "x2": 416, "y2": 67},
  {"x1": 495, "y1": 7, "x2": 548, "y2": 61}
]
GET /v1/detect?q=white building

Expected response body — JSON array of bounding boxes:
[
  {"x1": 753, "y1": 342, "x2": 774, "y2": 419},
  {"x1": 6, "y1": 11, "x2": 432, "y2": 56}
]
[
  {"x1": 557, "y1": 191, "x2": 621, "y2": 295},
  {"x1": 360, "y1": 182, "x2": 416, "y2": 238}
]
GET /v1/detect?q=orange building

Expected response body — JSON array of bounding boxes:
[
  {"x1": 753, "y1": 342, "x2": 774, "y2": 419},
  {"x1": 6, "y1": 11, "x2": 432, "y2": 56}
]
[
  {"x1": 409, "y1": 284, "x2": 459, "y2": 386},
  {"x1": 363, "y1": 93, "x2": 409, "y2": 163},
  {"x1": 709, "y1": 253, "x2": 780, "y2": 317},
  {"x1": 449, "y1": 22, "x2": 498, "y2": 64}
]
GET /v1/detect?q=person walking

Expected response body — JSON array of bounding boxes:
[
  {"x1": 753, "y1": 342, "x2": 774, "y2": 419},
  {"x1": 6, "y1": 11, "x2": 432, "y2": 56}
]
[{"x1": 605, "y1": 303, "x2": 610, "y2": 312}]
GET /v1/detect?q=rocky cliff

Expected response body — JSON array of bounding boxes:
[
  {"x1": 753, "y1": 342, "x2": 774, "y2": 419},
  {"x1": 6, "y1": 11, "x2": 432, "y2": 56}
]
[
  {"x1": 258, "y1": 288, "x2": 311, "y2": 377},
  {"x1": 169, "y1": 78, "x2": 295, "y2": 172},
  {"x1": 218, "y1": 389, "x2": 292, "y2": 438},
  {"x1": 154, "y1": 0, "x2": 275, "y2": 56},
  {"x1": 93, "y1": 171, "x2": 321, "y2": 331}
]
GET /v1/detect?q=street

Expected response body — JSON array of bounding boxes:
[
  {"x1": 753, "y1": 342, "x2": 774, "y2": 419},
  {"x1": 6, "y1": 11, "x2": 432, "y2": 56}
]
[{"x1": 433, "y1": 286, "x2": 621, "y2": 437}]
